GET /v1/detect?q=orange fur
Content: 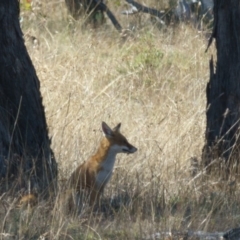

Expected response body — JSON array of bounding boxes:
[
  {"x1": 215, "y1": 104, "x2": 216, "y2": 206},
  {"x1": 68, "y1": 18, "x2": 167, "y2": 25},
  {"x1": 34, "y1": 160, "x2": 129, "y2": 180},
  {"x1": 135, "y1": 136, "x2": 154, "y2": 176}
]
[{"x1": 18, "y1": 194, "x2": 38, "y2": 208}]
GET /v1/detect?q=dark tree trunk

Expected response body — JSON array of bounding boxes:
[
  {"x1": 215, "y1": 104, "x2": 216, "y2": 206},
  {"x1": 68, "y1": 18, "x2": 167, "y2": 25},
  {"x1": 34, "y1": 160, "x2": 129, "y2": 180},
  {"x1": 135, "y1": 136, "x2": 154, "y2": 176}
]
[
  {"x1": 0, "y1": 0, "x2": 57, "y2": 196},
  {"x1": 202, "y1": 0, "x2": 240, "y2": 176}
]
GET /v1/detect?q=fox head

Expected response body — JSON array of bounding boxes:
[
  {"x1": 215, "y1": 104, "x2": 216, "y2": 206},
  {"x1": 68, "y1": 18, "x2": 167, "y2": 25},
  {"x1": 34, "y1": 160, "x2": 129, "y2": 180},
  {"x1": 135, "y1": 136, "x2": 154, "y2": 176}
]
[{"x1": 102, "y1": 121, "x2": 137, "y2": 154}]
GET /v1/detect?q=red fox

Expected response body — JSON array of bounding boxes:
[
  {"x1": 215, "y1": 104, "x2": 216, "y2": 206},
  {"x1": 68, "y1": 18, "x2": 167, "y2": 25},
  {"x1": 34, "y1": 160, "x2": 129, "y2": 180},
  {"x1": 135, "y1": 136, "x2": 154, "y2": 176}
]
[
  {"x1": 67, "y1": 121, "x2": 137, "y2": 210},
  {"x1": 18, "y1": 193, "x2": 38, "y2": 208}
]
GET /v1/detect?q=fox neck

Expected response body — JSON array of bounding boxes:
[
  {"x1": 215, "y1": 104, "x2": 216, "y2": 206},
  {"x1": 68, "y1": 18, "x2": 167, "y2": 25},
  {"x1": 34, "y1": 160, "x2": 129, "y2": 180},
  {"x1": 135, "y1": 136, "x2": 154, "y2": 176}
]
[
  {"x1": 93, "y1": 138, "x2": 120, "y2": 187},
  {"x1": 94, "y1": 137, "x2": 119, "y2": 167}
]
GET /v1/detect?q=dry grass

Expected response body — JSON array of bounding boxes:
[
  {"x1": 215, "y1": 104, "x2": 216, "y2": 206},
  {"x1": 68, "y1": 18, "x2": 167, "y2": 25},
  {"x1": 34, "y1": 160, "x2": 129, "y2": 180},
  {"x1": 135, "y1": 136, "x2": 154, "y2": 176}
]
[{"x1": 1, "y1": 1, "x2": 240, "y2": 239}]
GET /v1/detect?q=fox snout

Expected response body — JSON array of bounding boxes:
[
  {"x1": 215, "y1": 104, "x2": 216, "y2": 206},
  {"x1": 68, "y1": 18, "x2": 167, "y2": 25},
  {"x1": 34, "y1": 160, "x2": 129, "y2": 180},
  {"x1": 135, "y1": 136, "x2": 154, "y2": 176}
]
[{"x1": 122, "y1": 144, "x2": 137, "y2": 154}]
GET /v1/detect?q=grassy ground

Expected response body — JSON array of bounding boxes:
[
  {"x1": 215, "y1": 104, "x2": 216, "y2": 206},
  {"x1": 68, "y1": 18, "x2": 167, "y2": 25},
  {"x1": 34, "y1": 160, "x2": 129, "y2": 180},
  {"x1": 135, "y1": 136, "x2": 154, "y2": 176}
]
[{"x1": 1, "y1": 1, "x2": 240, "y2": 239}]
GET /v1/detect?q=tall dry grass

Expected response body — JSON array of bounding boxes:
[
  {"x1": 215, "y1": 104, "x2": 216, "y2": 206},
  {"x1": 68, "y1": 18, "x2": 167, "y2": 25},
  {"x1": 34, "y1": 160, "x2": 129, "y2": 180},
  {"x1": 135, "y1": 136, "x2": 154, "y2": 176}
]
[{"x1": 1, "y1": 1, "x2": 239, "y2": 239}]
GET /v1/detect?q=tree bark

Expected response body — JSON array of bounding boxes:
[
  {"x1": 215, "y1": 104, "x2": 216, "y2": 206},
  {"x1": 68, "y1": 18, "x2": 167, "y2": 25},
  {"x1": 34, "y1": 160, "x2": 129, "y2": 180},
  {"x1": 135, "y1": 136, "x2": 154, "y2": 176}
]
[
  {"x1": 202, "y1": 0, "x2": 240, "y2": 176},
  {"x1": 0, "y1": 0, "x2": 58, "y2": 196}
]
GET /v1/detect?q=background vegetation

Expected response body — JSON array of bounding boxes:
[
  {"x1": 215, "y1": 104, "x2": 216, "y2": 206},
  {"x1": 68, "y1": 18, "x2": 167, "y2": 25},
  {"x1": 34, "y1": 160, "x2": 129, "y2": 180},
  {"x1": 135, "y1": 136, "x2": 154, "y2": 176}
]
[{"x1": 1, "y1": 0, "x2": 238, "y2": 239}]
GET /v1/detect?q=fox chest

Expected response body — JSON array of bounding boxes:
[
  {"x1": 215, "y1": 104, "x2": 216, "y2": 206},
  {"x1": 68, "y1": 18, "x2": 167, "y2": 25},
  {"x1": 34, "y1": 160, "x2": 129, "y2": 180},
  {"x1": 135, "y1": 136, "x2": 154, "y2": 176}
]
[
  {"x1": 95, "y1": 153, "x2": 116, "y2": 188},
  {"x1": 96, "y1": 168, "x2": 113, "y2": 188}
]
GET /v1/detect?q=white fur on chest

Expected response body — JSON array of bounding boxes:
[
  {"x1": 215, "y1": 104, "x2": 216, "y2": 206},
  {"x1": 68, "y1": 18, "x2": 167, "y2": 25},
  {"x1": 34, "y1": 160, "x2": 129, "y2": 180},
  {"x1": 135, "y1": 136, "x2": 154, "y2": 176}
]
[{"x1": 96, "y1": 145, "x2": 121, "y2": 188}]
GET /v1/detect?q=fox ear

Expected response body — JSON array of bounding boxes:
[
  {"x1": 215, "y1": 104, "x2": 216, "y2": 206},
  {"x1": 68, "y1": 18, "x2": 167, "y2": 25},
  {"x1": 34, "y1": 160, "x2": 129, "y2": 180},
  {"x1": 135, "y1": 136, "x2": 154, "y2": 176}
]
[
  {"x1": 113, "y1": 123, "x2": 121, "y2": 132},
  {"x1": 102, "y1": 122, "x2": 114, "y2": 137}
]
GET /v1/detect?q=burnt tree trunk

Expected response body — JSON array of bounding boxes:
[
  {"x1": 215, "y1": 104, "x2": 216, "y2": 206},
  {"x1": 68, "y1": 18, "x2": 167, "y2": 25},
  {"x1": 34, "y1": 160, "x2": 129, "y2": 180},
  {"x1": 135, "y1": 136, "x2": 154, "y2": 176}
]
[
  {"x1": 202, "y1": 0, "x2": 240, "y2": 176},
  {"x1": 0, "y1": 0, "x2": 58, "y2": 196}
]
